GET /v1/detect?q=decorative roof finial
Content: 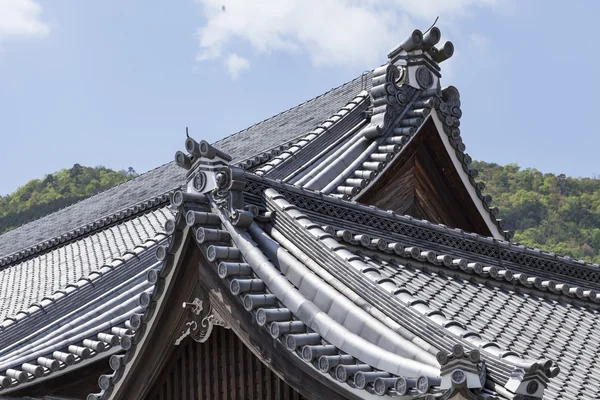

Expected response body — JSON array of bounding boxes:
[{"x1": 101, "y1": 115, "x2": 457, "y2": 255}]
[
  {"x1": 384, "y1": 25, "x2": 454, "y2": 94},
  {"x1": 387, "y1": 25, "x2": 454, "y2": 64},
  {"x1": 387, "y1": 29, "x2": 424, "y2": 60}
]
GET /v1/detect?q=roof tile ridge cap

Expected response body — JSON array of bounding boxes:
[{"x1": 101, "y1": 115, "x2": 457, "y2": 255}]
[
  {"x1": 0, "y1": 162, "x2": 176, "y2": 243},
  {"x1": 0, "y1": 194, "x2": 173, "y2": 266},
  {"x1": 432, "y1": 90, "x2": 510, "y2": 241},
  {"x1": 246, "y1": 168, "x2": 499, "y2": 242},
  {"x1": 256, "y1": 175, "x2": 471, "y2": 237},
  {"x1": 251, "y1": 177, "x2": 534, "y2": 271},
  {"x1": 337, "y1": 88, "x2": 425, "y2": 201},
  {"x1": 248, "y1": 91, "x2": 371, "y2": 171},
  {"x1": 319, "y1": 180, "x2": 600, "y2": 296},
  {"x1": 211, "y1": 72, "x2": 371, "y2": 148},
  {"x1": 339, "y1": 227, "x2": 600, "y2": 305},
  {"x1": 268, "y1": 191, "x2": 549, "y2": 379},
  {"x1": 265, "y1": 194, "x2": 471, "y2": 343},
  {"x1": 0, "y1": 232, "x2": 166, "y2": 332},
  {"x1": 218, "y1": 201, "x2": 440, "y2": 380},
  {"x1": 501, "y1": 238, "x2": 600, "y2": 271},
  {"x1": 270, "y1": 176, "x2": 323, "y2": 198}
]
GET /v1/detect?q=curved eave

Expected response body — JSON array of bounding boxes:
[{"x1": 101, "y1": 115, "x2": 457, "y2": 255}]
[
  {"x1": 102, "y1": 205, "x2": 368, "y2": 400},
  {"x1": 185, "y1": 197, "x2": 438, "y2": 397},
  {"x1": 0, "y1": 241, "x2": 164, "y2": 395},
  {"x1": 2, "y1": 347, "x2": 121, "y2": 396},
  {"x1": 190, "y1": 232, "x2": 375, "y2": 400},
  {"x1": 99, "y1": 222, "x2": 191, "y2": 400}
]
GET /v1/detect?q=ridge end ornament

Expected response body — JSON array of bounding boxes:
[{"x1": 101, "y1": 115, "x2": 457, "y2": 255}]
[{"x1": 174, "y1": 133, "x2": 254, "y2": 228}]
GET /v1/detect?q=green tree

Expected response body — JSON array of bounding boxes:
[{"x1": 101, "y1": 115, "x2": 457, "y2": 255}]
[
  {"x1": 474, "y1": 160, "x2": 600, "y2": 263},
  {"x1": 0, "y1": 165, "x2": 135, "y2": 234}
]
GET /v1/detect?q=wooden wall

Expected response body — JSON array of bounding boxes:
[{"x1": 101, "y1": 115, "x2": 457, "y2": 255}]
[{"x1": 146, "y1": 327, "x2": 306, "y2": 400}]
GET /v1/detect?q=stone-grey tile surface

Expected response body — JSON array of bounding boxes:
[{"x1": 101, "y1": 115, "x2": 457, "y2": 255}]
[
  {"x1": 368, "y1": 256, "x2": 600, "y2": 400},
  {"x1": 0, "y1": 74, "x2": 367, "y2": 257},
  {"x1": 0, "y1": 207, "x2": 172, "y2": 320}
]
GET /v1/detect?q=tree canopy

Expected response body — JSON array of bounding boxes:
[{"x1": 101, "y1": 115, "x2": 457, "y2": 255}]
[
  {"x1": 0, "y1": 165, "x2": 136, "y2": 234},
  {"x1": 473, "y1": 161, "x2": 600, "y2": 263}
]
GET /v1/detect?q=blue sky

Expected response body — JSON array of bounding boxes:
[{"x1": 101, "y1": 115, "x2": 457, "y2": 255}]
[{"x1": 0, "y1": 0, "x2": 599, "y2": 196}]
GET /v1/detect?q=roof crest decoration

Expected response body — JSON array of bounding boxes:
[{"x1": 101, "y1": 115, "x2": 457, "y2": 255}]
[
  {"x1": 364, "y1": 27, "x2": 452, "y2": 141},
  {"x1": 174, "y1": 132, "x2": 254, "y2": 228}
]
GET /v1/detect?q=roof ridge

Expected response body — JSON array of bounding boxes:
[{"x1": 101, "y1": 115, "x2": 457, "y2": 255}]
[
  {"x1": 240, "y1": 90, "x2": 370, "y2": 173},
  {"x1": 324, "y1": 218, "x2": 600, "y2": 306},
  {"x1": 0, "y1": 195, "x2": 171, "y2": 268},
  {"x1": 211, "y1": 73, "x2": 367, "y2": 148},
  {"x1": 245, "y1": 174, "x2": 600, "y2": 291},
  {"x1": 0, "y1": 71, "x2": 369, "y2": 253}
]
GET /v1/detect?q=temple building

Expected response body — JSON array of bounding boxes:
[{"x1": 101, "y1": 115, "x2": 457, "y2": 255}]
[{"x1": 0, "y1": 27, "x2": 595, "y2": 400}]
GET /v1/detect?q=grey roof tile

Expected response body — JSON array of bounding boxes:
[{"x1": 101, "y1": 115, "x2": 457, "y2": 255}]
[
  {"x1": 368, "y1": 258, "x2": 600, "y2": 399},
  {"x1": 0, "y1": 241, "x2": 163, "y2": 395},
  {"x1": 0, "y1": 208, "x2": 171, "y2": 322},
  {"x1": 0, "y1": 73, "x2": 367, "y2": 258}
]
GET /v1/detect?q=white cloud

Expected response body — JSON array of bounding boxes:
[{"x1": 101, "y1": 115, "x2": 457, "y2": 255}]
[
  {"x1": 194, "y1": 0, "x2": 511, "y2": 78},
  {"x1": 0, "y1": 0, "x2": 49, "y2": 40},
  {"x1": 225, "y1": 52, "x2": 249, "y2": 79}
]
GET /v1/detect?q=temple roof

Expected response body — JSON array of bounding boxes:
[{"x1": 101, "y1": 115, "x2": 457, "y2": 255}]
[{"x1": 0, "y1": 27, "x2": 597, "y2": 400}]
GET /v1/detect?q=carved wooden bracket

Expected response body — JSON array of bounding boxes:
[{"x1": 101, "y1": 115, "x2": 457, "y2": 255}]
[{"x1": 175, "y1": 295, "x2": 229, "y2": 346}]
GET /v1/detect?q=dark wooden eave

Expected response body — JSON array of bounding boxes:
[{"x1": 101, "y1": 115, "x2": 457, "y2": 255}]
[{"x1": 2, "y1": 359, "x2": 111, "y2": 400}]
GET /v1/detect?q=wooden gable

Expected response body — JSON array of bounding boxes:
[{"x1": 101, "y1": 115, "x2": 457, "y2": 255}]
[
  {"x1": 358, "y1": 117, "x2": 493, "y2": 237},
  {"x1": 145, "y1": 328, "x2": 306, "y2": 400}
]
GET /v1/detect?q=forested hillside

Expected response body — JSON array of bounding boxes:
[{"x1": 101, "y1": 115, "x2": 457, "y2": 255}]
[
  {"x1": 2, "y1": 161, "x2": 600, "y2": 264},
  {"x1": 473, "y1": 161, "x2": 600, "y2": 263},
  {"x1": 0, "y1": 164, "x2": 136, "y2": 234}
]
